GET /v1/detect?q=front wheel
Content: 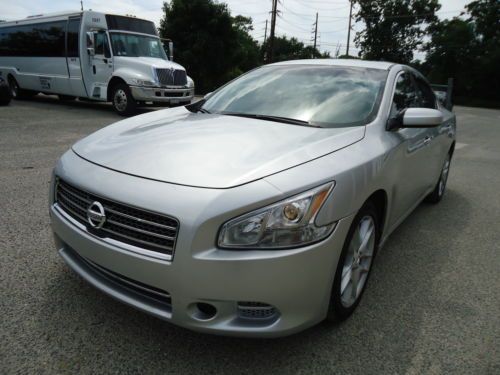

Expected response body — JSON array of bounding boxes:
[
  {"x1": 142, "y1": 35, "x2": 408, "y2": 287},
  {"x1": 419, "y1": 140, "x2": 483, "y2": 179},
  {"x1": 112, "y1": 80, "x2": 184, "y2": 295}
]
[
  {"x1": 326, "y1": 201, "x2": 380, "y2": 322},
  {"x1": 111, "y1": 83, "x2": 136, "y2": 116}
]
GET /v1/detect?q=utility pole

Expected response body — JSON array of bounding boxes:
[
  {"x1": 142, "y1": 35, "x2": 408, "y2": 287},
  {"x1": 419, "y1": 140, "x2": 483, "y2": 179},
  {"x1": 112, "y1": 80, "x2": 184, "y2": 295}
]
[
  {"x1": 264, "y1": 19, "x2": 268, "y2": 46},
  {"x1": 268, "y1": 0, "x2": 278, "y2": 62},
  {"x1": 346, "y1": 0, "x2": 353, "y2": 56},
  {"x1": 80, "y1": 0, "x2": 84, "y2": 11},
  {"x1": 313, "y1": 12, "x2": 318, "y2": 53}
]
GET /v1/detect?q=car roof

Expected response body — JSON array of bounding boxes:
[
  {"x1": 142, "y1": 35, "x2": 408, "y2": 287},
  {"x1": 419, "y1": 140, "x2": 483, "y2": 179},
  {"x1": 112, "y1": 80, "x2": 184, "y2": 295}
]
[{"x1": 270, "y1": 59, "x2": 396, "y2": 70}]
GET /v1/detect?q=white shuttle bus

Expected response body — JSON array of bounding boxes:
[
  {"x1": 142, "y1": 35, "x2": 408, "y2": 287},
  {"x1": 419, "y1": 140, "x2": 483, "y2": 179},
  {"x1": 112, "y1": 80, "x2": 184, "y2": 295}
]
[{"x1": 0, "y1": 11, "x2": 194, "y2": 115}]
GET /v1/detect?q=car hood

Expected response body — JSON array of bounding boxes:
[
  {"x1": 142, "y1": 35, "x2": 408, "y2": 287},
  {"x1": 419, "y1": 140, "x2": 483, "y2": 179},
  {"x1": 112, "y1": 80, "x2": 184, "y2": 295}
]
[{"x1": 72, "y1": 107, "x2": 365, "y2": 188}]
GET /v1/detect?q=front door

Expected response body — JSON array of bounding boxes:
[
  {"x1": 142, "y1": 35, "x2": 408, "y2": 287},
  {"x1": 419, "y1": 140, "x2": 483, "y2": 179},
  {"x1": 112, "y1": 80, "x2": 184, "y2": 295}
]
[{"x1": 88, "y1": 31, "x2": 113, "y2": 100}]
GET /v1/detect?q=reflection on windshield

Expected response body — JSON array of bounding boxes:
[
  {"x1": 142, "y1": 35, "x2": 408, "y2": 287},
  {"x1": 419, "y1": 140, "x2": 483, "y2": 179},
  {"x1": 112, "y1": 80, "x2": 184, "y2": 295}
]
[
  {"x1": 110, "y1": 32, "x2": 167, "y2": 59},
  {"x1": 202, "y1": 65, "x2": 388, "y2": 127}
]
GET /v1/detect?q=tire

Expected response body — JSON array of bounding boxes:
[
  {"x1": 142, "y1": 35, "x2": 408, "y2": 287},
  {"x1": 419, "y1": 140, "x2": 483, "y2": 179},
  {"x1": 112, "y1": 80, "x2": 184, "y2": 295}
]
[
  {"x1": 425, "y1": 153, "x2": 452, "y2": 204},
  {"x1": 58, "y1": 95, "x2": 76, "y2": 101},
  {"x1": 326, "y1": 201, "x2": 380, "y2": 322},
  {"x1": 7, "y1": 76, "x2": 37, "y2": 100},
  {"x1": 0, "y1": 97, "x2": 11, "y2": 106},
  {"x1": 111, "y1": 83, "x2": 136, "y2": 116}
]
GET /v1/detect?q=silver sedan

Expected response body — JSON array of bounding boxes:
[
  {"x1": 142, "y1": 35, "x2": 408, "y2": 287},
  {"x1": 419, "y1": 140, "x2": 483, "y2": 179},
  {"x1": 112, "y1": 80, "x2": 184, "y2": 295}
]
[{"x1": 49, "y1": 59, "x2": 456, "y2": 337}]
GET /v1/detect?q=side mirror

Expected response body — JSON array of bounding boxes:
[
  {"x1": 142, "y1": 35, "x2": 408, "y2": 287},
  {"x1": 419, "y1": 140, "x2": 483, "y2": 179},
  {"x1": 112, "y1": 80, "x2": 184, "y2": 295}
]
[
  {"x1": 87, "y1": 47, "x2": 95, "y2": 56},
  {"x1": 403, "y1": 108, "x2": 443, "y2": 128},
  {"x1": 388, "y1": 108, "x2": 443, "y2": 130},
  {"x1": 168, "y1": 41, "x2": 174, "y2": 61}
]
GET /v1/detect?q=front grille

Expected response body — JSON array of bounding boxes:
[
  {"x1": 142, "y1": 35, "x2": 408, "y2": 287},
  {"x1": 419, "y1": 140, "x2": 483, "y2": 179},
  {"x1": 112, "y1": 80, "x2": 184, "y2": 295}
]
[
  {"x1": 81, "y1": 255, "x2": 172, "y2": 306},
  {"x1": 155, "y1": 68, "x2": 187, "y2": 86},
  {"x1": 55, "y1": 179, "x2": 179, "y2": 257},
  {"x1": 237, "y1": 302, "x2": 278, "y2": 320}
]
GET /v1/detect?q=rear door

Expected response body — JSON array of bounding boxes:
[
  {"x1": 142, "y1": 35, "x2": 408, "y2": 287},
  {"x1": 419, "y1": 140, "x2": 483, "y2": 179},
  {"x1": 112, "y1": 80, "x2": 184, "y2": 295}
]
[
  {"x1": 412, "y1": 73, "x2": 445, "y2": 188},
  {"x1": 388, "y1": 71, "x2": 433, "y2": 223}
]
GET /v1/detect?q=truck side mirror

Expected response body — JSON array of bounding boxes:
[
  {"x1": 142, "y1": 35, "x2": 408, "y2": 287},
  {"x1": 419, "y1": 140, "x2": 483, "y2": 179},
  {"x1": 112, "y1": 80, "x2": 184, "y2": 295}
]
[{"x1": 168, "y1": 41, "x2": 174, "y2": 61}]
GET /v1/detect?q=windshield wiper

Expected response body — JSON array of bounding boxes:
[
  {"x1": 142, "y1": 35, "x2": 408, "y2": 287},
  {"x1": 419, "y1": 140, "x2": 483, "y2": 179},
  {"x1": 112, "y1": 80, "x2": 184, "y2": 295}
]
[{"x1": 222, "y1": 112, "x2": 320, "y2": 127}]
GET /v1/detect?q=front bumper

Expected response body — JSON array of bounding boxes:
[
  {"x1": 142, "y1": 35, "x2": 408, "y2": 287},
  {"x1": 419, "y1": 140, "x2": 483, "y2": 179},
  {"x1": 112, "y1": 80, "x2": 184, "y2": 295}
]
[
  {"x1": 49, "y1": 152, "x2": 353, "y2": 337},
  {"x1": 130, "y1": 85, "x2": 194, "y2": 104}
]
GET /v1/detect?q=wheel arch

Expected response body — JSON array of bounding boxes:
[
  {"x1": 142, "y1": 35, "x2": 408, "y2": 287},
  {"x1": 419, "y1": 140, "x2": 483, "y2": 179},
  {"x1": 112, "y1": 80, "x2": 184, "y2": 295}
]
[
  {"x1": 107, "y1": 76, "x2": 127, "y2": 101},
  {"x1": 364, "y1": 189, "x2": 388, "y2": 240}
]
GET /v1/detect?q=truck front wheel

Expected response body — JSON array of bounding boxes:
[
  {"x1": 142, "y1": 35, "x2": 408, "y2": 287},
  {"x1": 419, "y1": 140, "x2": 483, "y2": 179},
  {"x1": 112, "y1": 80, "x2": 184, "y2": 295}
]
[{"x1": 111, "y1": 83, "x2": 136, "y2": 116}]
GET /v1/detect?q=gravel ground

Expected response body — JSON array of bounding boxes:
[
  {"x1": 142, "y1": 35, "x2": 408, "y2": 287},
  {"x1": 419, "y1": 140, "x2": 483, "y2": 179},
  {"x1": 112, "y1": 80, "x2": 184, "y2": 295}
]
[{"x1": 1, "y1": 97, "x2": 499, "y2": 374}]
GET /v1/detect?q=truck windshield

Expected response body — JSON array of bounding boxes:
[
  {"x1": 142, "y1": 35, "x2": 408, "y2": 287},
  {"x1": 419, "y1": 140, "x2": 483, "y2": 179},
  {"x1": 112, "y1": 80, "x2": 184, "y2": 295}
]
[{"x1": 109, "y1": 32, "x2": 167, "y2": 59}]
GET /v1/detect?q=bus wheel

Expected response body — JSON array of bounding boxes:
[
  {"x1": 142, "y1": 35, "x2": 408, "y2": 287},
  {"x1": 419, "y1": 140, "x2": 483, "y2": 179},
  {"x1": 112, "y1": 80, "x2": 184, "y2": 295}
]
[
  {"x1": 8, "y1": 76, "x2": 21, "y2": 99},
  {"x1": 111, "y1": 83, "x2": 136, "y2": 116},
  {"x1": 59, "y1": 95, "x2": 76, "y2": 101},
  {"x1": 7, "y1": 76, "x2": 36, "y2": 100}
]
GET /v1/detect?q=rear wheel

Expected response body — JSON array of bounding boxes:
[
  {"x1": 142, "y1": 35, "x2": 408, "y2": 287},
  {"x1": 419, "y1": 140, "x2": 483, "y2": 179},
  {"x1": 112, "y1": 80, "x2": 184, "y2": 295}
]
[
  {"x1": 8, "y1": 76, "x2": 37, "y2": 100},
  {"x1": 326, "y1": 201, "x2": 380, "y2": 322},
  {"x1": 425, "y1": 153, "x2": 452, "y2": 204},
  {"x1": 111, "y1": 83, "x2": 136, "y2": 116}
]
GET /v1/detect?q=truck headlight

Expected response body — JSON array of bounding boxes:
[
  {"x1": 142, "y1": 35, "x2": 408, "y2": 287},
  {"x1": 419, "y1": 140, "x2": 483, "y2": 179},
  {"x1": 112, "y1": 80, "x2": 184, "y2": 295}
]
[
  {"x1": 218, "y1": 182, "x2": 335, "y2": 249},
  {"x1": 131, "y1": 78, "x2": 156, "y2": 87}
]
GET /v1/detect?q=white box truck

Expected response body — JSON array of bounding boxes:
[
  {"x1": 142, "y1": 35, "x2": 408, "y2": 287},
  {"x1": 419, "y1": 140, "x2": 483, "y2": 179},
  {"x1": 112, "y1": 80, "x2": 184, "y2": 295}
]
[{"x1": 0, "y1": 11, "x2": 194, "y2": 115}]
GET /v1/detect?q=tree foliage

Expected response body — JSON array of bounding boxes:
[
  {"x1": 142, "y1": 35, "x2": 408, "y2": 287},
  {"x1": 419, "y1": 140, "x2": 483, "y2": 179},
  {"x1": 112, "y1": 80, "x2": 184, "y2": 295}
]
[
  {"x1": 159, "y1": 0, "x2": 260, "y2": 93},
  {"x1": 262, "y1": 36, "x2": 330, "y2": 62},
  {"x1": 353, "y1": 0, "x2": 440, "y2": 63},
  {"x1": 159, "y1": 0, "x2": 329, "y2": 93},
  {"x1": 422, "y1": 0, "x2": 500, "y2": 104}
]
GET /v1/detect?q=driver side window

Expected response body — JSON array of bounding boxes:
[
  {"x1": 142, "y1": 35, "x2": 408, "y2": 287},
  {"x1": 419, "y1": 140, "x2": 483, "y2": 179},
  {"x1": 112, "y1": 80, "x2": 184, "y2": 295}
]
[
  {"x1": 390, "y1": 72, "x2": 418, "y2": 118},
  {"x1": 94, "y1": 31, "x2": 111, "y2": 58}
]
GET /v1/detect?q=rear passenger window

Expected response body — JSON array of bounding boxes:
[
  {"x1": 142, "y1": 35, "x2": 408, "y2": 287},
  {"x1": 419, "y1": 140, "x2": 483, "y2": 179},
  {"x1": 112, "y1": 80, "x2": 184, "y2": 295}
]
[
  {"x1": 66, "y1": 18, "x2": 81, "y2": 57},
  {"x1": 414, "y1": 76, "x2": 436, "y2": 109}
]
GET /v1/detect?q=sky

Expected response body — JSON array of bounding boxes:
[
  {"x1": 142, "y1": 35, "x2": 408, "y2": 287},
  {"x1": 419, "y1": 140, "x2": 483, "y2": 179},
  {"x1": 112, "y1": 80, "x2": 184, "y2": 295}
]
[{"x1": 0, "y1": 0, "x2": 472, "y2": 58}]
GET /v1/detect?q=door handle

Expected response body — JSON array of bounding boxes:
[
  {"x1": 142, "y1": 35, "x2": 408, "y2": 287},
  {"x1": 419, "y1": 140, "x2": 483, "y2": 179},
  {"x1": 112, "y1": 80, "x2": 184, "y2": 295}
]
[{"x1": 423, "y1": 136, "x2": 433, "y2": 145}]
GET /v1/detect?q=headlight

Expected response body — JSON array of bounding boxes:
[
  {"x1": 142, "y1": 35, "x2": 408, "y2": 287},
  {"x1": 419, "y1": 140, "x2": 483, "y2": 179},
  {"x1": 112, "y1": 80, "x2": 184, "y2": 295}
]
[
  {"x1": 218, "y1": 182, "x2": 335, "y2": 249},
  {"x1": 131, "y1": 78, "x2": 156, "y2": 87}
]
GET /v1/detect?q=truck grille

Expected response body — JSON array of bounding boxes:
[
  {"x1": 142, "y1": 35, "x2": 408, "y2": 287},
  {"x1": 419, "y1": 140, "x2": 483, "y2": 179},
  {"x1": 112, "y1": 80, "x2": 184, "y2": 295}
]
[
  {"x1": 155, "y1": 68, "x2": 187, "y2": 86},
  {"x1": 55, "y1": 179, "x2": 179, "y2": 258}
]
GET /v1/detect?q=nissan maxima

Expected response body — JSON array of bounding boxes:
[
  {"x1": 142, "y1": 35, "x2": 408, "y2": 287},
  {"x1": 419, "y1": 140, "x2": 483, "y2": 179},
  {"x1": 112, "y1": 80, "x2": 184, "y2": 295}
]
[{"x1": 49, "y1": 59, "x2": 456, "y2": 337}]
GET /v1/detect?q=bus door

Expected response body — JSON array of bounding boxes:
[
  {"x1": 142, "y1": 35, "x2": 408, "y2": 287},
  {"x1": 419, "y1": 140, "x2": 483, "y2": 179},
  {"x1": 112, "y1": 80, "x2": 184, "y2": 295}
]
[{"x1": 85, "y1": 30, "x2": 113, "y2": 100}]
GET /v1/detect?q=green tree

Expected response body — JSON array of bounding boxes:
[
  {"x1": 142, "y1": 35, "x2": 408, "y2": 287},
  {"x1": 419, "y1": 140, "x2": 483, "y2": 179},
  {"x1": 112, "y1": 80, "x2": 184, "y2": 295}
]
[
  {"x1": 423, "y1": 19, "x2": 476, "y2": 96},
  {"x1": 353, "y1": 0, "x2": 440, "y2": 63},
  {"x1": 159, "y1": 0, "x2": 260, "y2": 93},
  {"x1": 261, "y1": 36, "x2": 330, "y2": 62}
]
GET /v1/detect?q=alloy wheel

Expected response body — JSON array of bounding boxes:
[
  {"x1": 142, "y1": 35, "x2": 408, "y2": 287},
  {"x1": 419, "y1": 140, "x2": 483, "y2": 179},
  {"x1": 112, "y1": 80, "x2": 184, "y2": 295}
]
[{"x1": 340, "y1": 215, "x2": 376, "y2": 308}]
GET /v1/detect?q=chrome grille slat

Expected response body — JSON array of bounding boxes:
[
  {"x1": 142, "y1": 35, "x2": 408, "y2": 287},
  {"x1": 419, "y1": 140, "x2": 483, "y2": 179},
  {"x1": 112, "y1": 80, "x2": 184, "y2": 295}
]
[
  {"x1": 55, "y1": 179, "x2": 179, "y2": 257},
  {"x1": 99, "y1": 227, "x2": 173, "y2": 251},
  {"x1": 155, "y1": 68, "x2": 187, "y2": 86},
  {"x1": 106, "y1": 218, "x2": 176, "y2": 240},
  {"x1": 104, "y1": 206, "x2": 177, "y2": 231}
]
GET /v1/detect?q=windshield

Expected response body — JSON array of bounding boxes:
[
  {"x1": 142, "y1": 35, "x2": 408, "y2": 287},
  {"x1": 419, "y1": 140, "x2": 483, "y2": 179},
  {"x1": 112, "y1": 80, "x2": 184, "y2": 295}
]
[
  {"x1": 109, "y1": 32, "x2": 167, "y2": 59},
  {"x1": 202, "y1": 65, "x2": 388, "y2": 128}
]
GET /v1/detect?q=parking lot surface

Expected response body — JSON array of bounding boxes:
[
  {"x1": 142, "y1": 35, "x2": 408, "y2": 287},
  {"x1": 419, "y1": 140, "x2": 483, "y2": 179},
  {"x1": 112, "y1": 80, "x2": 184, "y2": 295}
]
[{"x1": 1, "y1": 96, "x2": 499, "y2": 374}]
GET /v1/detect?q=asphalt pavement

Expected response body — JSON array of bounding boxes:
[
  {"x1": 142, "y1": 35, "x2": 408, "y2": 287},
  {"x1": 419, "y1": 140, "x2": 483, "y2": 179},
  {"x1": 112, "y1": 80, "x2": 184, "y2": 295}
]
[{"x1": 1, "y1": 96, "x2": 499, "y2": 374}]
